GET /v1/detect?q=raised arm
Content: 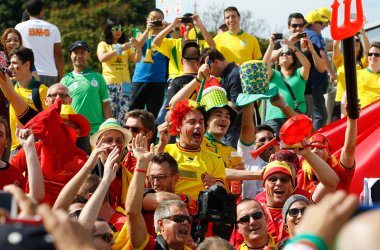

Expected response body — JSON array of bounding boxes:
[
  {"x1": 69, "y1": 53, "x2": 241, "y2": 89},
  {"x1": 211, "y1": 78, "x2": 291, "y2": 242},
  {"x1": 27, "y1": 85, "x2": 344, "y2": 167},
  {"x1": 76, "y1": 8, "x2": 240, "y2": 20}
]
[
  {"x1": 240, "y1": 103, "x2": 255, "y2": 145},
  {"x1": 78, "y1": 146, "x2": 120, "y2": 230},
  {"x1": 192, "y1": 15, "x2": 215, "y2": 48},
  {"x1": 0, "y1": 74, "x2": 30, "y2": 117},
  {"x1": 142, "y1": 191, "x2": 181, "y2": 211},
  {"x1": 308, "y1": 39, "x2": 326, "y2": 73},
  {"x1": 263, "y1": 33, "x2": 275, "y2": 79},
  {"x1": 125, "y1": 134, "x2": 155, "y2": 248},
  {"x1": 332, "y1": 39, "x2": 342, "y2": 61},
  {"x1": 129, "y1": 37, "x2": 143, "y2": 63},
  {"x1": 359, "y1": 28, "x2": 370, "y2": 58},
  {"x1": 291, "y1": 40, "x2": 311, "y2": 80},
  {"x1": 53, "y1": 138, "x2": 110, "y2": 211},
  {"x1": 340, "y1": 116, "x2": 357, "y2": 169},
  {"x1": 16, "y1": 126, "x2": 45, "y2": 202},
  {"x1": 153, "y1": 17, "x2": 180, "y2": 47},
  {"x1": 54, "y1": 42, "x2": 64, "y2": 80}
]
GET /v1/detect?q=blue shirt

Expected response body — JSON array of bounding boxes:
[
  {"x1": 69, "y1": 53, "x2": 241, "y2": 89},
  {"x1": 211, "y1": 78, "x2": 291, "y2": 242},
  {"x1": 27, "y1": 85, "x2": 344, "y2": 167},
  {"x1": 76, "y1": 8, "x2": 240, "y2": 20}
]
[{"x1": 132, "y1": 34, "x2": 168, "y2": 83}]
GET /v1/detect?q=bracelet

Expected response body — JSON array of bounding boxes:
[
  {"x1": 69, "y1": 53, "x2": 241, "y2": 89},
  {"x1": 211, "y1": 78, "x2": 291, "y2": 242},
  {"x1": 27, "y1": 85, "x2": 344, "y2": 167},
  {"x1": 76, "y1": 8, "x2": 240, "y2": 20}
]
[
  {"x1": 135, "y1": 168, "x2": 147, "y2": 174},
  {"x1": 114, "y1": 43, "x2": 122, "y2": 56},
  {"x1": 288, "y1": 234, "x2": 328, "y2": 250},
  {"x1": 195, "y1": 77, "x2": 201, "y2": 83}
]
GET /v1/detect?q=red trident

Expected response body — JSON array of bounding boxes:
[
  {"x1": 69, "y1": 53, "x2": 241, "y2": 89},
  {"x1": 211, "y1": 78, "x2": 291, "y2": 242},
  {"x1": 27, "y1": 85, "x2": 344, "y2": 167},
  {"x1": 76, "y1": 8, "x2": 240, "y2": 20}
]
[
  {"x1": 330, "y1": 0, "x2": 364, "y2": 40},
  {"x1": 331, "y1": 0, "x2": 364, "y2": 119}
]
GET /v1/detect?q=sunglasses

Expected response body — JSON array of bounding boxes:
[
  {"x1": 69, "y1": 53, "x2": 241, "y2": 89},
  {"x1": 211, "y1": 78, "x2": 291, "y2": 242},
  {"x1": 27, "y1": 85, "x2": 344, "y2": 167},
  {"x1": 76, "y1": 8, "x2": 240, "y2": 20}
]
[
  {"x1": 163, "y1": 214, "x2": 193, "y2": 224},
  {"x1": 147, "y1": 174, "x2": 171, "y2": 183},
  {"x1": 267, "y1": 175, "x2": 291, "y2": 184},
  {"x1": 368, "y1": 52, "x2": 380, "y2": 57},
  {"x1": 237, "y1": 211, "x2": 264, "y2": 223},
  {"x1": 288, "y1": 207, "x2": 306, "y2": 217},
  {"x1": 315, "y1": 21, "x2": 324, "y2": 25},
  {"x1": 123, "y1": 125, "x2": 146, "y2": 133},
  {"x1": 111, "y1": 25, "x2": 127, "y2": 32},
  {"x1": 291, "y1": 23, "x2": 304, "y2": 28},
  {"x1": 279, "y1": 51, "x2": 294, "y2": 57},
  {"x1": 47, "y1": 93, "x2": 70, "y2": 99},
  {"x1": 255, "y1": 137, "x2": 274, "y2": 144},
  {"x1": 93, "y1": 233, "x2": 113, "y2": 243}
]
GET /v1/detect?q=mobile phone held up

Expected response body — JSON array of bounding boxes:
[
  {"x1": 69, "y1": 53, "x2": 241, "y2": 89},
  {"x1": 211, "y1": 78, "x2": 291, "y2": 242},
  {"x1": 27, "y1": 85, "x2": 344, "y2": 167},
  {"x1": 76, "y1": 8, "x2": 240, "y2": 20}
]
[
  {"x1": 180, "y1": 17, "x2": 193, "y2": 24},
  {"x1": 0, "y1": 191, "x2": 18, "y2": 218},
  {"x1": 273, "y1": 33, "x2": 283, "y2": 40},
  {"x1": 296, "y1": 32, "x2": 307, "y2": 39}
]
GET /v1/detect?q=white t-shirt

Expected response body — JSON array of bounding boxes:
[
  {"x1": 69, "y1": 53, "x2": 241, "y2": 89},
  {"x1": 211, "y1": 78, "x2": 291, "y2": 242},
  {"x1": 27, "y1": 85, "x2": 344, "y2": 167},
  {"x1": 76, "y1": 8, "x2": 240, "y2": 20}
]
[
  {"x1": 237, "y1": 139, "x2": 267, "y2": 199},
  {"x1": 15, "y1": 19, "x2": 61, "y2": 77}
]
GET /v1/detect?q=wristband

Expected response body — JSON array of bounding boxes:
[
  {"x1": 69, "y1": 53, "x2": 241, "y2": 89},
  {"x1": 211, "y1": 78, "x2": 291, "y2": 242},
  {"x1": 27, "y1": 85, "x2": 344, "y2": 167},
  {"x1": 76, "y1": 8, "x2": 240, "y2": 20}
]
[
  {"x1": 114, "y1": 43, "x2": 123, "y2": 56},
  {"x1": 135, "y1": 168, "x2": 147, "y2": 174},
  {"x1": 288, "y1": 234, "x2": 328, "y2": 250}
]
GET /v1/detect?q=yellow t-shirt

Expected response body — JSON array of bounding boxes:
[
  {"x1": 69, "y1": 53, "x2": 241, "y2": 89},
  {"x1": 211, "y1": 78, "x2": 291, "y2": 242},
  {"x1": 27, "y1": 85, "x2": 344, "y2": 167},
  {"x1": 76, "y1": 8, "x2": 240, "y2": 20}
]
[
  {"x1": 357, "y1": 68, "x2": 380, "y2": 108},
  {"x1": 10, "y1": 81, "x2": 48, "y2": 151},
  {"x1": 165, "y1": 143, "x2": 226, "y2": 199},
  {"x1": 155, "y1": 39, "x2": 209, "y2": 79},
  {"x1": 97, "y1": 41, "x2": 132, "y2": 84},
  {"x1": 238, "y1": 234, "x2": 276, "y2": 249},
  {"x1": 333, "y1": 54, "x2": 368, "y2": 102},
  {"x1": 214, "y1": 31, "x2": 262, "y2": 64},
  {"x1": 201, "y1": 133, "x2": 235, "y2": 169}
]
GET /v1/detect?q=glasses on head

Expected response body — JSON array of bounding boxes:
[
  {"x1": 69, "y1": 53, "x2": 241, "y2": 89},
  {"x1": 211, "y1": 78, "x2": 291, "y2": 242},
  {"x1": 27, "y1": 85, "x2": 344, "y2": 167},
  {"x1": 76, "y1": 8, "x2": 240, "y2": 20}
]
[
  {"x1": 287, "y1": 207, "x2": 306, "y2": 217},
  {"x1": 368, "y1": 52, "x2": 380, "y2": 57},
  {"x1": 47, "y1": 93, "x2": 70, "y2": 99},
  {"x1": 255, "y1": 137, "x2": 274, "y2": 144},
  {"x1": 93, "y1": 233, "x2": 113, "y2": 243},
  {"x1": 147, "y1": 174, "x2": 171, "y2": 183},
  {"x1": 163, "y1": 214, "x2": 193, "y2": 224},
  {"x1": 111, "y1": 25, "x2": 127, "y2": 32},
  {"x1": 267, "y1": 175, "x2": 291, "y2": 184},
  {"x1": 237, "y1": 211, "x2": 264, "y2": 224},
  {"x1": 291, "y1": 23, "x2": 304, "y2": 29},
  {"x1": 124, "y1": 125, "x2": 145, "y2": 134}
]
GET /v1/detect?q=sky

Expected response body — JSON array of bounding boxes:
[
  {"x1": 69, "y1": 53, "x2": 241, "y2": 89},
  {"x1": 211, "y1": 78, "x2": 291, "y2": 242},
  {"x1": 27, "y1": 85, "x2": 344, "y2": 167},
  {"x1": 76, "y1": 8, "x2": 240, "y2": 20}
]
[{"x1": 193, "y1": 0, "x2": 380, "y2": 39}]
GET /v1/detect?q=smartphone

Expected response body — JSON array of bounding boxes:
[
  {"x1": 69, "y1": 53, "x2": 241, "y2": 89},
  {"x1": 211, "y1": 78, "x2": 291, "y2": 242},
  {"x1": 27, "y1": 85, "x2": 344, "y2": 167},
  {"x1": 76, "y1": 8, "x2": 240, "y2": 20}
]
[
  {"x1": 180, "y1": 17, "x2": 193, "y2": 24},
  {"x1": 151, "y1": 20, "x2": 163, "y2": 27},
  {"x1": 0, "y1": 191, "x2": 18, "y2": 218},
  {"x1": 296, "y1": 32, "x2": 307, "y2": 39},
  {"x1": 274, "y1": 33, "x2": 283, "y2": 40}
]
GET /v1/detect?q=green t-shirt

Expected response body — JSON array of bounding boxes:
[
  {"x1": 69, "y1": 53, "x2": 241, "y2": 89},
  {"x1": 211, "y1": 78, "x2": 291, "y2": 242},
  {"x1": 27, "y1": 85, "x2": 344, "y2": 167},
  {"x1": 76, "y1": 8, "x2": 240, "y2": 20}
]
[
  {"x1": 265, "y1": 68, "x2": 307, "y2": 121},
  {"x1": 61, "y1": 67, "x2": 110, "y2": 134}
]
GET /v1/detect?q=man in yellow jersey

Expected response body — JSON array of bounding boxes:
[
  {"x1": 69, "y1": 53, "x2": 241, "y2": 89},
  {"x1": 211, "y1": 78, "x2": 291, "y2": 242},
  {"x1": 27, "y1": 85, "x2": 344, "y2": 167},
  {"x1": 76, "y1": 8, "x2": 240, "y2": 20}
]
[
  {"x1": 214, "y1": 6, "x2": 262, "y2": 64},
  {"x1": 156, "y1": 99, "x2": 226, "y2": 200},
  {"x1": 0, "y1": 47, "x2": 48, "y2": 158}
]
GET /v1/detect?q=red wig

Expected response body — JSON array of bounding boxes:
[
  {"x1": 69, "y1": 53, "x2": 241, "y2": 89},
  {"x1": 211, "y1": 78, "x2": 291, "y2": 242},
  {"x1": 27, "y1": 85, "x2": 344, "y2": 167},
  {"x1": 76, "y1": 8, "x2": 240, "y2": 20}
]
[{"x1": 170, "y1": 99, "x2": 203, "y2": 136}]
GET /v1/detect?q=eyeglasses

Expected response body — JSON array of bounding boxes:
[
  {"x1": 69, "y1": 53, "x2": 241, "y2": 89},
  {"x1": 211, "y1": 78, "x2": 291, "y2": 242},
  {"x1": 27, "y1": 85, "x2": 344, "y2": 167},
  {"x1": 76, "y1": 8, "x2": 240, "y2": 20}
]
[
  {"x1": 163, "y1": 214, "x2": 193, "y2": 224},
  {"x1": 93, "y1": 233, "x2": 113, "y2": 243},
  {"x1": 288, "y1": 207, "x2": 306, "y2": 217},
  {"x1": 267, "y1": 175, "x2": 291, "y2": 184},
  {"x1": 368, "y1": 52, "x2": 380, "y2": 57},
  {"x1": 255, "y1": 137, "x2": 274, "y2": 144},
  {"x1": 291, "y1": 23, "x2": 304, "y2": 28},
  {"x1": 111, "y1": 25, "x2": 127, "y2": 32},
  {"x1": 124, "y1": 125, "x2": 146, "y2": 134},
  {"x1": 147, "y1": 174, "x2": 171, "y2": 183},
  {"x1": 47, "y1": 93, "x2": 70, "y2": 99},
  {"x1": 315, "y1": 21, "x2": 323, "y2": 26},
  {"x1": 237, "y1": 211, "x2": 264, "y2": 223}
]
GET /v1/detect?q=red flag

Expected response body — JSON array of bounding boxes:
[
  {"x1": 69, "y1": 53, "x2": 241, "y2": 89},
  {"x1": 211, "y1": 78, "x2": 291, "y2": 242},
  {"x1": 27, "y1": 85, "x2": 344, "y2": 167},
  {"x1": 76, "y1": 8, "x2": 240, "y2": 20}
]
[{"x1": 315, "y1": 100, "x2": 380, "y2": 195}]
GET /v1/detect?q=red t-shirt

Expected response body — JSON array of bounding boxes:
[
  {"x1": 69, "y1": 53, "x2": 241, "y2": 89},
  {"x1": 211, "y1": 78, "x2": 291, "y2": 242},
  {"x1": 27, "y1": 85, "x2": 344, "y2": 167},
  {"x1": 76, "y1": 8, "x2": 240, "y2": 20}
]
[{"x1": 0, "y1": 161, "x2": 26, "y2": 190}]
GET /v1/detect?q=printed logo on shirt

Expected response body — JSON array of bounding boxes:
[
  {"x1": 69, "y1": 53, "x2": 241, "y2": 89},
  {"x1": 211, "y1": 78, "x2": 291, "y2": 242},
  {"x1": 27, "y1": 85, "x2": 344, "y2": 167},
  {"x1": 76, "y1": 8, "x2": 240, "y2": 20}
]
[
  {"x1": 28, "y1": 94, "x2": 33, "y2": 100},
  {"x1": 179, "y1": 169, "x2": 197, "y2": 179},
  {"x1": 91, "y1": 79, "x2": 98, "y2": 87},
  {"x1": 241, "y1": 40, "x2": 247, "y2": 47},
  {"x1": 28, "y1": 28, "x2": 50, "y2": 37},
  {"x1": 73, "y1": 82, "x2": 79, "y2": 89}
]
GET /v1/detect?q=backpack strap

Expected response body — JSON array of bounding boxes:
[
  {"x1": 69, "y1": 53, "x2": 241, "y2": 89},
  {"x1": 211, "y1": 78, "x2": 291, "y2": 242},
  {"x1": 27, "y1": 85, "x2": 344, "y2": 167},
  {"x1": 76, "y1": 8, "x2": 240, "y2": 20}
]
[{"x1": 31, "y1": 80, "x2": 43, "y2": 112}]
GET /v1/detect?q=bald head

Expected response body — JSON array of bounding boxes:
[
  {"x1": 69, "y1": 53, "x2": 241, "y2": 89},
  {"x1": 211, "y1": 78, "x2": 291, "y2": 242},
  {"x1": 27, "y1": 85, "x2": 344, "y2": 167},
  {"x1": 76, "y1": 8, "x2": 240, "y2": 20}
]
[
  {"x1": 45, "y1": 83, "x2": 72, "y2": 106},
  {"x1": 337, "y1": 209, "x2": 380, "y2": 249}
]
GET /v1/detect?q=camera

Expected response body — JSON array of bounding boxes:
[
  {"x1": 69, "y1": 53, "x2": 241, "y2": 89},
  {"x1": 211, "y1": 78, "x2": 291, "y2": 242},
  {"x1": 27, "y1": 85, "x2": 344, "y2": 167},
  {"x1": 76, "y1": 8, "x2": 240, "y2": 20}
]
[
  {"x1": 296, "y1": 32, "x2": 307, "y2": 39},
  {"x1": 274, "y1": 33, "x2": 283, "y2": 40},
  {"x1": 180, "y1": 17, "x2": 193, "y2": 24},
  {"x1": 0, "y1": 191, "x2": 18, "y2": 218},
  {"x1": 151, "y1": 20, "x2": 163, "y2": 27}
]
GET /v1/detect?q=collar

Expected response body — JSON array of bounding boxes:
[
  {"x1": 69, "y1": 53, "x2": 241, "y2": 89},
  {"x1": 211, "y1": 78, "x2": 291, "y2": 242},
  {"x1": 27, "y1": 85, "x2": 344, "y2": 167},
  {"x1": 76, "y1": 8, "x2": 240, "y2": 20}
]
[
  {"x1": 228, "y1": 30, "x2": 244, "y2": 36},
  {"x1": 366, "y1": 67, "x2": 380, "y2": 74},
  {"x1": 176, "y1": 143, "x2": 201, "y2": 153},
  {"x1": 241, "y1": 234, "x2": 275, "y2": 249},
  {"x1": 16, "y1": 76, "x2": 37, "y2": 89},
  {"x1": 221, "y1": 62, "x2": 237, "y2": 78},
  {"x1": 73, "y1": 66, "x2": 92, "y2": 74},
  {"x1": 204, "y1": 132, "x2": 226, "y2": 146}
]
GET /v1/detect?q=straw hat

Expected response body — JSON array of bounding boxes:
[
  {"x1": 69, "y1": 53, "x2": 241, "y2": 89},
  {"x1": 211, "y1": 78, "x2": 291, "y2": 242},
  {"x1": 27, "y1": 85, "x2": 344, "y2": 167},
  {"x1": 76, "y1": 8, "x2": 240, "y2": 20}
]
[{"x1": 90, "y1": 118, "x2": 132, "y2": 148}]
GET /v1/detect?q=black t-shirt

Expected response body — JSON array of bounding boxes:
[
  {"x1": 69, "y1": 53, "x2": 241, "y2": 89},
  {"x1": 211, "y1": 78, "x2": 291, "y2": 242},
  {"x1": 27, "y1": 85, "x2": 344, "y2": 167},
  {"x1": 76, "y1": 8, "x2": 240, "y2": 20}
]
[{"x1": 165, "y1": 74, "x2": 197, "y2": 108}]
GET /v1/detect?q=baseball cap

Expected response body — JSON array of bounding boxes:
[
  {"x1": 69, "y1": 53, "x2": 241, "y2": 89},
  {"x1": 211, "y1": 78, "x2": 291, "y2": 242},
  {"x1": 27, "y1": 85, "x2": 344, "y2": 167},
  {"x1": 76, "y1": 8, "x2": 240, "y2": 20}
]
[
  {"x1": 305, "y1": 10, "x2": 328, "y2": 23},
  {"x1": 316, "y1": 7, "x2": 332, "y2": 22},
  {"x1": 69, "y1": 40, "x2": 90, "y2": 53},
  {"x1": 182, "y1": 40, "x2": 200, "y2": 60},
  {"x1": 282, "y1": 195, "x2": 311, "y2": 223}
]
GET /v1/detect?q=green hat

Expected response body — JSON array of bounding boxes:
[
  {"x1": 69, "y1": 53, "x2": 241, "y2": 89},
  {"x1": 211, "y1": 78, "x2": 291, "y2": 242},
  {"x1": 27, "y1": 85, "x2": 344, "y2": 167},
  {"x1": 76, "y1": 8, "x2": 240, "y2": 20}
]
[
  {"x1": 200, "y1": 86, "x2": 237, "y2": 124},
  {"x1": 90, "y1": 118, "x2": 132, "y2": 148},
  {"x1": 236, "y1": 60, "x2": 278, "y2": 107}
]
